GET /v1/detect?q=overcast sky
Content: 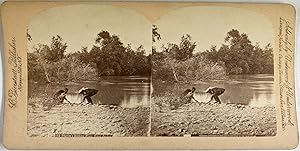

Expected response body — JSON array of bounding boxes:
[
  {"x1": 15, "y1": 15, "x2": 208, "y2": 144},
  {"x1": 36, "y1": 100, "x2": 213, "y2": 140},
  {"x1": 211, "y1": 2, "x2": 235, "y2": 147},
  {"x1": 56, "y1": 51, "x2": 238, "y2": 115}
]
[
  {"x1": 28, "y1": 5, "x2": 152, "y2": 54},
  {"x1": 153, "y1": 6, "x2": 274, "y2": 52},
  {"x1": 28, "y1": 5, "x2": 274, "y2": 54}
]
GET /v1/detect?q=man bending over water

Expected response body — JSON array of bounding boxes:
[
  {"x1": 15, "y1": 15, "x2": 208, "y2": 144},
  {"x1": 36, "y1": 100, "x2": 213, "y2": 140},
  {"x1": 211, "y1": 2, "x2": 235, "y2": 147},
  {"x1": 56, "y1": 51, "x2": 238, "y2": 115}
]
[
  {"x1": 78, "y1": 88, "x2": 98, "y2": 105},
  {"x1": 205, "y1": 87, "x2": 225, "y2": 104}
]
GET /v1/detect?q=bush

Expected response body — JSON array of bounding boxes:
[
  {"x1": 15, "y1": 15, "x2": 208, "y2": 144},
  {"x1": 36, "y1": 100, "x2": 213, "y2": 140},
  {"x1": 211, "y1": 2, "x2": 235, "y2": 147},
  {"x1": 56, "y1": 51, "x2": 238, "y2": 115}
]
[
  {"x1": 28, "y1": 53, "x2": 46, "y2": 82},
  {"x1": 176, "y1": 55, "x2": 227, "y2": 81},
  {"x1": 230, "y1": 67, "x2": 243, "y2": 74},
  {"x1": 152, "y1": 91, "x2": 192, "y2": 110},
  {"x1": 152, "y1": 54, "x2": 227, "y2": 82},
  {"x1": 52, "y1": 56, "x2": 98, "y2": 82},
  {"x1": 28, "y1": 53, "x2": 98, "y2": 83}
]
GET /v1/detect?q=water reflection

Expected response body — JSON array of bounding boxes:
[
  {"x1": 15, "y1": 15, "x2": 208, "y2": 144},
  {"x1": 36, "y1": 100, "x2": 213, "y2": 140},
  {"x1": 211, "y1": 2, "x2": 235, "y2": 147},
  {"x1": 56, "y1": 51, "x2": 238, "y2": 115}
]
[
  {"x1": 29, "y1": 76, "x2": 150, "y2": 108},
  {"x1": 65, "y1": 93, "x2": 84, "y2": 104},
  {"x1": 155, "y1": 74, "x2": 275, "y2": 107},
  {"x1": 193, "y1": 92, "x2": 212, "y2": 103},
  {"x1": 220, "y1": 74, "x2": 274, "y2": 107},
  {"x1": 29, "y1": 74, "x2": 274, "y2": 108}
]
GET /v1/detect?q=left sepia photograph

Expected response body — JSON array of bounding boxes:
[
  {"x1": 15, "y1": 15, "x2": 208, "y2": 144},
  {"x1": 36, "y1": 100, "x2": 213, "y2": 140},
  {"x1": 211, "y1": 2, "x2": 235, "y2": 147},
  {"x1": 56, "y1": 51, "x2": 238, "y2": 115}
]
[{"x1": 27, "y1": 5, "x2": 151, "y2": 137}]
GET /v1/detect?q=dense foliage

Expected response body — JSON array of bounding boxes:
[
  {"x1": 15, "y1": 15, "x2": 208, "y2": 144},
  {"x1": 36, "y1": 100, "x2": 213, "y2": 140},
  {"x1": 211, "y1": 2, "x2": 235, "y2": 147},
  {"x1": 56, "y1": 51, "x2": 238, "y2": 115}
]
[
  {"x1": 28, "y1": 31, "x2": 151, "y2": 83},
  {"x1": 152, "y1": 33, "x2": 227, "y2": 82},
  {"x1": 89, "y1": 31, "x2": 151, "y2": 76},
  {"x1": 28, "y1": 27, "x2": 273, "y2": 83},
  {"x1": 203, "y1": 29, "x2": 274, "y2": 74},
  {"x1": 152, "y1": 28, "x2": 274, "y2": 82}
]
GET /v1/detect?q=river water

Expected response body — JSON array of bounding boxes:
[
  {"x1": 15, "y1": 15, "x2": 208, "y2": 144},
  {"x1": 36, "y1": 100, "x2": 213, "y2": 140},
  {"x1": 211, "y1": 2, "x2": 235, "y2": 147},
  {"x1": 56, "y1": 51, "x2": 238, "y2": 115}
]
[
  {"x1": 29, "y1": 76, "x2": 151, "y2": 108},
  {"x1": 154, "y1": 74, "x2": 275, "y2": 107},
  {"x1": 29, "y1": 74, "x2": 274, "y2": 108},
  {"x1": 195, "y1": 74, "x2": 275, "y2": 107}
]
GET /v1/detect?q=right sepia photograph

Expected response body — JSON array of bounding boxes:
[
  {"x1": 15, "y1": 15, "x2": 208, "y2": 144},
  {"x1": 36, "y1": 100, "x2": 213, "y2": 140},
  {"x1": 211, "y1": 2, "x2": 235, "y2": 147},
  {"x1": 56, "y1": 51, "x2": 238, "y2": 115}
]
[{"x1": 151, "y1": 6, "x2": 276, "y2": 137}]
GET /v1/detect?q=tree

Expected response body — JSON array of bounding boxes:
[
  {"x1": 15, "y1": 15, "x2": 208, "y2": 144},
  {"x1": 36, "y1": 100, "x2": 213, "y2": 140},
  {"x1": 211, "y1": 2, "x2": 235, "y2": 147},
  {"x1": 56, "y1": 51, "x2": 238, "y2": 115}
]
[
  {"x1": 27, "y1": 29, "x2": 32, "y2": 41},
  {"x1": 133, "y1": 45, "x2": 151, "y2": 75},
  {"x1": 90, "y1": 30, "x2": 151, "y2": 76},
  {"x1": 152, "y1": 24, "x2": 162, "y2": 55},
  {"x1": 39, "y1": 35, "x2": 67, "y2": 62},
  {"x1": 163, "y1": 34, "x2": 196, "y2": 61},
  {"x1": 28, "y1": 52, "x2": 45, "y2": 81},
  {"x1": 261, "y1": 43, "x2": 274, "y2": 74},
  {"x1": 153, "y1": 34, "x2": 197, "y2": 82},
  {"x1": 204, "y1": 29, "x2": 273, "y2": 74},
  {"x1": 30, "y1": 35, "x2": 68, "y2": 82},
  {"x1": 152, "y1": 24, "x2": 161, "y2": 43},
  {"x1": 75, "y1": 46, "x2": 91, "y2": 64},
  {"x1": 90, "y1": 31, "x2": 126, "y2": 75}
]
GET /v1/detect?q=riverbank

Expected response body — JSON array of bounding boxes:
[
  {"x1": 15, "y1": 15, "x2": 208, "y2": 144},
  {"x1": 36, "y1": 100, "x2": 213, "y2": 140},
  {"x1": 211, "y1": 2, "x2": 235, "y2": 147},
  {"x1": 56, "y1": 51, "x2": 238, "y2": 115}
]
[
  {"x1": 151, "y1": 101, "x2": 276, "y2": 136},
  {"x1": 152, "y1": 74, "x2": 275, "y2": 107},
  {"x1": 28, "y1": 103, "x2": 150, "y2": 137}
]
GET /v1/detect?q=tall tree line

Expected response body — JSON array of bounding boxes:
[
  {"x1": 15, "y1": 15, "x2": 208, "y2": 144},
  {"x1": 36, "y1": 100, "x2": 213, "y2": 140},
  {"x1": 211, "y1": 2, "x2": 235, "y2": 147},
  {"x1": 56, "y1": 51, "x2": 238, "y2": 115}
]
[
  {"x1": 28, "y1": 30, "x2": 151, "y2": 83},
  {"x1": 203, "y1": 29, "x2": 273, "y2": 74},
  {"x1": 27, "y1": 27, "x2": 274, "y2": 83},
  {"x1": 152, "y1": 27, "x2": 274, "y2": 82}
]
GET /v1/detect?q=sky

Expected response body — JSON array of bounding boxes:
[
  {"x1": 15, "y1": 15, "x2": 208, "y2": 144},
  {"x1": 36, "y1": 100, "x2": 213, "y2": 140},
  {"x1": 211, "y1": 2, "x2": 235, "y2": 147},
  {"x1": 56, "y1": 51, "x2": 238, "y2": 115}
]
[
  {"x1": 28, "y1": 5, "x2": 274, "y2": 54},
  {"x1": 153, "y1": 6, "x2": 274, "y2": 52},
  {"x1": 28, "y1": 5, "x2": 152, "y2": 54}
]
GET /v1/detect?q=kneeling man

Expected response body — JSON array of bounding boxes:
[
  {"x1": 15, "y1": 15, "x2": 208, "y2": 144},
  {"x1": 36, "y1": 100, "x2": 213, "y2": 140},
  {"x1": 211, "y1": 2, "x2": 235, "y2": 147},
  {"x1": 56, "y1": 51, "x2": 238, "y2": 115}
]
[{"x1": 182, "y1": 87, "x2": 199, "y2": 104}]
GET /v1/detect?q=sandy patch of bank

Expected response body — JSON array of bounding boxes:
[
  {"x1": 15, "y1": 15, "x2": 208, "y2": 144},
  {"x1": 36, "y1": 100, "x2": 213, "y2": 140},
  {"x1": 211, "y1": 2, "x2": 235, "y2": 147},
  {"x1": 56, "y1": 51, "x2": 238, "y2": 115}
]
[
  {"x1": 28, "y1": 104, "x2": 150, "y2": 137},
  {"x1": 151, "y1": 102, "x2": 276, "y2": 136}
]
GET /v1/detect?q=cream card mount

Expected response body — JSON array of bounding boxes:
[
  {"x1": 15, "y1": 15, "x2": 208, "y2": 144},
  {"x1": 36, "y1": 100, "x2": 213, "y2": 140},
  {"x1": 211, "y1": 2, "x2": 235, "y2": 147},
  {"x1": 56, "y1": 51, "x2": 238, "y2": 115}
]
[{"x1": 1, "y1": 1, "x2": 298, "y2": 150}]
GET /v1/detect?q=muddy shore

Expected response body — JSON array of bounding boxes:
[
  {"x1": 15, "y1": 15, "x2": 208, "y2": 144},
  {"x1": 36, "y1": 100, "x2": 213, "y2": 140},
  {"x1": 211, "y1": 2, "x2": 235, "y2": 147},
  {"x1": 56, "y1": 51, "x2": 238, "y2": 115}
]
[
  {"x1": 28, "y1": 98, "x2": 276, "y2": 137},
  {"x1": 28, "y1": 103, "x2": 150, "y2": 137},
  {"x1": 151, "y1": 102, "x2": 276, "y2": 136}
]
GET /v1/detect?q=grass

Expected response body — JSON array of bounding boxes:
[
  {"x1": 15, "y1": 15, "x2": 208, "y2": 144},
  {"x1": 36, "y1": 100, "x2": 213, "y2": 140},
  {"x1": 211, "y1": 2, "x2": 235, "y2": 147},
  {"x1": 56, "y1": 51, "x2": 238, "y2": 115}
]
[
  {"x1": 28, "y1": 94, "x2": 63, "y2": 111},
  {"x1": 152, "y1": 91, "x2": 193, "y2": 111}
]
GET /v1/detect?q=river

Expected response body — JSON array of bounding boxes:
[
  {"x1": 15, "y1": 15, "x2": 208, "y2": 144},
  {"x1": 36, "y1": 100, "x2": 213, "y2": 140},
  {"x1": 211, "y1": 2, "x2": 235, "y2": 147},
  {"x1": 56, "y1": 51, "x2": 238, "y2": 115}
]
[
  {"x1": 29, "y1": 76, "x2": 150, "y2": 108},
  {"x1": 29, "y1": 74, "x2": 274, "y2": 108},
  {"x1": 154, "y1": 74, "x2": 275, "y2": 107}
]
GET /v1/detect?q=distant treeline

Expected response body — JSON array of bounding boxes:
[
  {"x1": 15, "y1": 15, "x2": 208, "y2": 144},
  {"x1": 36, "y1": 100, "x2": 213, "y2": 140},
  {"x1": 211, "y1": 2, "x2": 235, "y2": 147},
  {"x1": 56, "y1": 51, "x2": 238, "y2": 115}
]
[
  {"x1": 152, "y1": 27, "x2": 274, "y2": 82},
  {"x1": 28, "y1": 31, "x2": 151, "y2": 83},
  {"x1": 28, "y1": 27, "x2": 273, "y2": 83},
  {"x1": 204, "y1": 29, "x2": 273, "y2": 75}
]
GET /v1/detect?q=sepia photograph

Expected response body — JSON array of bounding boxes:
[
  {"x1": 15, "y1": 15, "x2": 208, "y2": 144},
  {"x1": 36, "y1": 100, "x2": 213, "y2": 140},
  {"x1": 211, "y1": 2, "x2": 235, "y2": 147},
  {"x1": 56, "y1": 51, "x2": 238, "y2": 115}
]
[
  {"x1": 1, "y1": 1, "x2": 298, "y2": 149},
  {"x1": 27, "y1": 5, "x2": 151, "y2": 137},
  {"x1": 151, "y1": 6, "x2": 276, "y2": 137}
]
